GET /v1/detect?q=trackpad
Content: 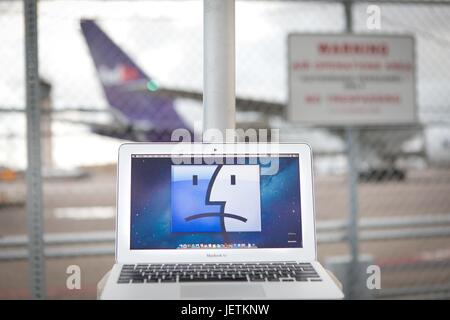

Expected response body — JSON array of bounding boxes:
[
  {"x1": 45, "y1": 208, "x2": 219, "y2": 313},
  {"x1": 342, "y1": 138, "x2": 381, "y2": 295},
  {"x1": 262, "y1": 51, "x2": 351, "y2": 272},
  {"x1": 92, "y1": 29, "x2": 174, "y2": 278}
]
[{"x1": 181, "y1": 284, "x2": 266, "y2": 299}]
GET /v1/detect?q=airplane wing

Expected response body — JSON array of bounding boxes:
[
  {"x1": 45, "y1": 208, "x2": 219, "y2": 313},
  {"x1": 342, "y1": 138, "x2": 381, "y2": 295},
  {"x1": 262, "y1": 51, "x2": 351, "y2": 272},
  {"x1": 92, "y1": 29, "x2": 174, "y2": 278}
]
[{"x1": 122, "y1": 85, "x2": 285, "y2": 116}]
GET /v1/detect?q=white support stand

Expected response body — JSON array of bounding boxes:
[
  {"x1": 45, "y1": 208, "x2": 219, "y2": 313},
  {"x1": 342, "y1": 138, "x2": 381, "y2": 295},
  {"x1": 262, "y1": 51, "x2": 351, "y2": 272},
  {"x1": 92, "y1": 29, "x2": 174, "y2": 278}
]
[{"x1": 203, "y1": 0, "x2": 236, "y2": 137}]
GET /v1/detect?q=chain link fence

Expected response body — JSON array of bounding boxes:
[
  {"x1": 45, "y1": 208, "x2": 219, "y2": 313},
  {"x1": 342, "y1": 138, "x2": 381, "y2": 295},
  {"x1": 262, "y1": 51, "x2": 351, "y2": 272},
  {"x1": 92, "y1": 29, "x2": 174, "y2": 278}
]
[{"x1": 0, "y1": 0, "x2": 449, "y2": 299}]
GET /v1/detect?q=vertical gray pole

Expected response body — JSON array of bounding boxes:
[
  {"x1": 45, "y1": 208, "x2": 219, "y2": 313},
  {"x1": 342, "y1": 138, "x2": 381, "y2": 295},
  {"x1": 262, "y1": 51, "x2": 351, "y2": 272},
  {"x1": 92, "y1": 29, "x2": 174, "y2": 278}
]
[
  {"x1": 344, "y1": 0, "x2": 353, "y2": 33},
  {"x1": 40, "y1": 80, "x2": 53, "y2": 171},
  {"x1": 24, "y1": 0, "x2": 46, "y2": 299},
  {"x1": 346, "y1": 127, "x2": 360, "y2": 298},
  {"x1": 203, "y1": 0, "x2": 236, "y2": 137},
  {"x1": 343, "y1": 0, "x2": 360, "y2": 299}
]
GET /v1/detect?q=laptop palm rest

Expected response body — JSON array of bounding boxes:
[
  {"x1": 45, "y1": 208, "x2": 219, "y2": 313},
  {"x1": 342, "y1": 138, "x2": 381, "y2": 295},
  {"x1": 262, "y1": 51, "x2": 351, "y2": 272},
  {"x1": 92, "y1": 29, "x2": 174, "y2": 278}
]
[{"x1": 180, "y1": 284, "x2": 266, "y2": 299}]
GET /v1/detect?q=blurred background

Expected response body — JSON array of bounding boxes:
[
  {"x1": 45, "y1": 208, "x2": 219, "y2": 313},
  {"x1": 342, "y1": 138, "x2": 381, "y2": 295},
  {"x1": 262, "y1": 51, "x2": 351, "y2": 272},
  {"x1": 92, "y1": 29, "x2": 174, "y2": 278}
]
[{"x1": 0, "y1": 0, "x2": 450, "y2": 299}]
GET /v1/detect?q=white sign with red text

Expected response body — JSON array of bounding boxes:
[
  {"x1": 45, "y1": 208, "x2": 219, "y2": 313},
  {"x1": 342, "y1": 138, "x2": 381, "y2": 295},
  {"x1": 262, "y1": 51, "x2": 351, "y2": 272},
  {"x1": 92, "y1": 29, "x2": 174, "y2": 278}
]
[{"x1": 288, "y1": 34, "x2": 416, "y2": 125}]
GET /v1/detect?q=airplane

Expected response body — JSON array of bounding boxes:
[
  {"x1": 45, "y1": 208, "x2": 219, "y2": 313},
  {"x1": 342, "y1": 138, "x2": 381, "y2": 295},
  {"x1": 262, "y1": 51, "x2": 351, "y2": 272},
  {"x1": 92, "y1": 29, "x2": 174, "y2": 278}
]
[{"x1": 76, "y1": 19, "x2": 279, "y2": 143}]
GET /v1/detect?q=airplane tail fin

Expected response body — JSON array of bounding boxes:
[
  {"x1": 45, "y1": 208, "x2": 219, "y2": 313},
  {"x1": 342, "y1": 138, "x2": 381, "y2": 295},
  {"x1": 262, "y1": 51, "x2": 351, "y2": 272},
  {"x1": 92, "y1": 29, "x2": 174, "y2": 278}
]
[{"x1": 80, "y1": 19, "x2": 189, "y2": 140}]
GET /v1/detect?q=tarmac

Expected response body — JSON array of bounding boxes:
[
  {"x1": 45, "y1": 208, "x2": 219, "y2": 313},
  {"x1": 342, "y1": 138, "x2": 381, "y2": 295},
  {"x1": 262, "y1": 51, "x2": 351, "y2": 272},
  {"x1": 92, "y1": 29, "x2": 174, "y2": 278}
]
[{"x1": 0, "y1": 165, "x2": 449, "y2": 299}]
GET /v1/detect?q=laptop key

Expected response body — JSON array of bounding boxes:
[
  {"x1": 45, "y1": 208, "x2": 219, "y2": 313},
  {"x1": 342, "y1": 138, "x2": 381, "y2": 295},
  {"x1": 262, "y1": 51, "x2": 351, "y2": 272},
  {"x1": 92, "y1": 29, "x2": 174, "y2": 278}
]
[
  {"x1": 181, "y1": 278, "x2": 205, "y2": 282},
  {"x1": 217, "y1": 276, "x2": 246, "y2": 281},
  {"x1": 295, "y1": 278, "x2": 309, "y2": 282},
  {"x1": 131, "y1": 278, "x2": 144, "y2": 283},
  {"x1": 120, "y1": 273, "x2": 138, "y2": 277},
  {"x1": 117, "y1": 279, "x2": 131, "y2": 284},
  {"x1": 179, "y1": 276, "x2": 192, "y2": 282}
]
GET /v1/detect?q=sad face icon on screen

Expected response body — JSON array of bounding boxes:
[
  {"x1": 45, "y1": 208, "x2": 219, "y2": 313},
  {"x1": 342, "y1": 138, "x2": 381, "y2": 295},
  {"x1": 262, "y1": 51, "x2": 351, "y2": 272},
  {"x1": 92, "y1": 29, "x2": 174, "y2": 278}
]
[{"x1": 171, "y1": 164, "x2": 262, "y2": 233}]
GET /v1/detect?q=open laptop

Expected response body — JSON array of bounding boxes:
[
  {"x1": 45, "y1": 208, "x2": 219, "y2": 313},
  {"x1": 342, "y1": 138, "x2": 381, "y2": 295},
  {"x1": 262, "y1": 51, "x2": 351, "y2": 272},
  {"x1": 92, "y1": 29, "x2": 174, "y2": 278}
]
[{"x1": 100, "y1": 143, "x2": 344, "y2": 299}]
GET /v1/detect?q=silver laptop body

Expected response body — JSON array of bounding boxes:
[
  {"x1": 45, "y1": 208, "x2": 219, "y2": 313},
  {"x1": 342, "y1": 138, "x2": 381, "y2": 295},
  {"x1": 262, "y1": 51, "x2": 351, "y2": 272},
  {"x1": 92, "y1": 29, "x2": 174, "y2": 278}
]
[{"x1": 100, "y1": 143, "x2": 344, "y2": 299}]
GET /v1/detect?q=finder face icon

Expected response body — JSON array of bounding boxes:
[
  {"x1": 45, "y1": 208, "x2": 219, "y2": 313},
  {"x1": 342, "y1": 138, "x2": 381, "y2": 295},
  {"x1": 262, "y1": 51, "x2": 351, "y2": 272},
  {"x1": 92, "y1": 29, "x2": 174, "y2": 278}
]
[{"x1": 171, "y1": 165, "x2": 262, "y2": 233}]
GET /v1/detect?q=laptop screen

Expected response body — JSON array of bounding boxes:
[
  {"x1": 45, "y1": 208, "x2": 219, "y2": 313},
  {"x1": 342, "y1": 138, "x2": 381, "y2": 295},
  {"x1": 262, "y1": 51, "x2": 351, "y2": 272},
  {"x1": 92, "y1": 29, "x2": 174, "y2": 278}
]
[{"x1": 130, "y1": 154, "x2": 302, "y2": 250}]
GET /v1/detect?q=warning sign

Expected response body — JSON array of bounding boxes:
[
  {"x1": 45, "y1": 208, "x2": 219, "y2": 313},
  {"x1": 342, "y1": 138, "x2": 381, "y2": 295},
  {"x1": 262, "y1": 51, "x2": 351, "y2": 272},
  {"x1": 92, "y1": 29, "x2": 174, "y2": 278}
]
[{"x1": 288, "y1": 34, "x2": 416, "y2": 125}]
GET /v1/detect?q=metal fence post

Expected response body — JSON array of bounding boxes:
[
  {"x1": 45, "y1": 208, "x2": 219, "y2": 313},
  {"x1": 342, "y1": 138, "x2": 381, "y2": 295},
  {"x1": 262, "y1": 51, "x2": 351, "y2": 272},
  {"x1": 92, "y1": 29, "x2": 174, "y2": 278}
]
[
  {"x1": 346, "y1": 127, "x2": 360, "y2": 299},
  {"x1": 203, "y1": 0, "x2": 236, "y2": 137},
  {"x1": 24, "y1": 0, "x2": 46, "y2": 299},
  {"x1": 343, "y1": 0, "x2": 361, "y2": 299}
]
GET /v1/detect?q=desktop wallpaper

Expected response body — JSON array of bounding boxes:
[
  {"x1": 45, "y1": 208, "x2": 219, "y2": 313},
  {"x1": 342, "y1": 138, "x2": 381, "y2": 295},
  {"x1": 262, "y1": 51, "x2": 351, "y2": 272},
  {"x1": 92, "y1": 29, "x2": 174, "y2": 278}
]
[{"x1": 130, "y1": 156, "x2": 302, "y2": 249}]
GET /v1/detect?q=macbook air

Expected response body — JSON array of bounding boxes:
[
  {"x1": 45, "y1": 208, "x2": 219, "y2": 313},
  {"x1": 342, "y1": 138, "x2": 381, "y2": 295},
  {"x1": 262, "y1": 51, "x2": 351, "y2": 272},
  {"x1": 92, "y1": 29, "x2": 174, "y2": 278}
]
[{"x1": 100, "y1": 143, "x2": 344, "y2": 299}]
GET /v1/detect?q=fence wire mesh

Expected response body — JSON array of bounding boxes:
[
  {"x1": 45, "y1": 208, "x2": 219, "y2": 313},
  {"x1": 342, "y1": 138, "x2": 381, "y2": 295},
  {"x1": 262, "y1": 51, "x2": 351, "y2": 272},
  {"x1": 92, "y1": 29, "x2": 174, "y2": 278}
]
[{"x1": 0, "y1": 0, "x2": 449, "y2": 299}]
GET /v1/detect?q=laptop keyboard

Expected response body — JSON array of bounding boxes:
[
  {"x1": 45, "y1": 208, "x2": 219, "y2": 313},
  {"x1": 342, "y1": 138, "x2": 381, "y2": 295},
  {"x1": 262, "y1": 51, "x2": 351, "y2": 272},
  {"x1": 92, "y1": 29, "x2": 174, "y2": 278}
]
[{"x1": 117, "y1": 262, "x2": 322, "y2": 284}]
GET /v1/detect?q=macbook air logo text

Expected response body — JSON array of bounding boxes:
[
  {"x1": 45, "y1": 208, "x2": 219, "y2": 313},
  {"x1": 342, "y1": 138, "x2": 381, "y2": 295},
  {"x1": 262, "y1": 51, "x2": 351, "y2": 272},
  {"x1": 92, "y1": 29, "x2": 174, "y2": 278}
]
[
  {"x1": 206, "y1": 253, "x2": 227, "y2": 258},
  {"x1": 171, "y1": 164, "x2": 262, "y2": 233}
]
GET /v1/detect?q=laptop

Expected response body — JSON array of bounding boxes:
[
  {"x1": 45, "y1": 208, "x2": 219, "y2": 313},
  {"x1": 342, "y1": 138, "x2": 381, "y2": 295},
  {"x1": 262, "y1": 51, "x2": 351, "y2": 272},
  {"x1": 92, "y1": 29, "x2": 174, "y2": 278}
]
[{"x1": 100, "y1": 143, "x2": 344, "y2": 299}]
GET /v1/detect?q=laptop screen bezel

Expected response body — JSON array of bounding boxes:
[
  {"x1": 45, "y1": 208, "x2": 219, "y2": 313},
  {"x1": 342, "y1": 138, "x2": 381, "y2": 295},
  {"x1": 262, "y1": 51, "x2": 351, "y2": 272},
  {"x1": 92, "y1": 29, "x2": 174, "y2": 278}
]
[{"x1": 116, "y1": 143, "x2": 317, "y2": 263}]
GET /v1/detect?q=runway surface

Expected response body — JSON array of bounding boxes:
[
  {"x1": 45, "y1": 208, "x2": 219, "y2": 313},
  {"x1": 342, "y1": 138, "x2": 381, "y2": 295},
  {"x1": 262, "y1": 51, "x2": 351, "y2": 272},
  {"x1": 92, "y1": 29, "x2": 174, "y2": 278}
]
[{"x1": 0, "y1": 166, "x2": 449, "y2": 299}]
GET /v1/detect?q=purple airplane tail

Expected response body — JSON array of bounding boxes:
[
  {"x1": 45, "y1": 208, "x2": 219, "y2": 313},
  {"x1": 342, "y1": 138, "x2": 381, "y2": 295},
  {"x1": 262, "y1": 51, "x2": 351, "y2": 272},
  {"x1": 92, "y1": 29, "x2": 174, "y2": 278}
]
[{"x1": 80, "y1": 19, "x2": 190, "y2": 141}]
